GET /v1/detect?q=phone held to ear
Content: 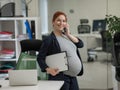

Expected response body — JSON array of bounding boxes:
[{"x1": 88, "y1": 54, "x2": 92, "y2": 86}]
[{"x1": 62, "y1": 28, "x2": 67, "y2": 34}]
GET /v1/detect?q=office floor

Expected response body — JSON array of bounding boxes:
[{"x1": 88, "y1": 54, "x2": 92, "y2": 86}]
[{"x1": 77, "y1": 60, "x2": 113, "y2": 90}]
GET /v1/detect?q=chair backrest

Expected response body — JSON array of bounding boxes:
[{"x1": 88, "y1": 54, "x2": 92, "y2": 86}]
[
  {"x1": 112, "y1": 32, "x2": 120, "y2": 81},
  {"x1": 16, "y1": 39, "x2": 42, "y2": 70},
  {"x1": 78, "y1": 25, "x2": 90, "y2": 33},
  {"x1": 78, "y1": 19, "x2": 90, "y2": 34},
  {"x1": 112, "y1": 32, "x2": 120, "y2": 66},
  {"x1": 20, "y1": 39, "x2": 42, "y2": 52},
  {"x1": 16, "y1": 39, "x2": 48, "y2": 80},
  {"x1": 100, "y1": 30, "x2": 112, "y2": 52}
]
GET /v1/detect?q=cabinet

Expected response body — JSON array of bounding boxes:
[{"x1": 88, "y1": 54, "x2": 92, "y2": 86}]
[{"x1": 0, "y1": 17, "x2": 41, "y2": 75}]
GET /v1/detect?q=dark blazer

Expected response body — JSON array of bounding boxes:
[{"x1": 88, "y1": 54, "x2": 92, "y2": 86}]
[{"x1": 37, "y1": 32, "x2": 84, "y2": 76}]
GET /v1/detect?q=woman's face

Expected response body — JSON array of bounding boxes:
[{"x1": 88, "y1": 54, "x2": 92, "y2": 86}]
[{"x1": 52, "y1": 15, "x2": 67, "y2": 32}]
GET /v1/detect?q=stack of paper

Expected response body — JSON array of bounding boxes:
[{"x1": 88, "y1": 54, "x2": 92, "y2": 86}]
[
  {"x1": 0, "y1": 31, "x2": 13, "y2": 39},
  {"x1": 0, "y1": 49, "x2": 15, "y2": 59}
]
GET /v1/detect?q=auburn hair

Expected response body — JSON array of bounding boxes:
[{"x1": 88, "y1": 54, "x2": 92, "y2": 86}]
[{"x1": 52, "y1": 11, "x2": 67, "y2": 22}]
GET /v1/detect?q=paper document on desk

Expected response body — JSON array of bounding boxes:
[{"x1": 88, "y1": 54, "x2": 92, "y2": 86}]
[{"x1": 45, "y1": 52, "x2": 68, "y2": 72}]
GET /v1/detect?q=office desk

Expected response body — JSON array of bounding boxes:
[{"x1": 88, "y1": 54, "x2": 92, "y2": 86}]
[
  {"x1": 75, "y1": 33, "x2": 102, "y2": 62},
  {"x1": 0, "y1": 80, "x2": 64, "y2": 90}
]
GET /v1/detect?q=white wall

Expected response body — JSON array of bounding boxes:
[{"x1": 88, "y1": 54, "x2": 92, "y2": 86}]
[
  {"x1": 108, "y1": 0, "x2": 120, "y2": 17},
  {"x1": 47, "y1": 0, "x2": 107, "y2": 34},
  {"x1": 14, "y1": 0, "x2": 39, "y2": 17},
  {"x1": 47, "y1": 0, "x2": 120, "y2": 35},
  {"x1": 27, "y1": 0, "x2": 39, "y2": 17}
]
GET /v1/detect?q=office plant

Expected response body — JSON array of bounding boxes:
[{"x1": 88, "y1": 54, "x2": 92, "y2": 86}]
[
  {"x1": 106, "y1": 15, "x2": 120, "y2": 36},
  {"x1": 105, "y1": 15, "x2": 120, "y2": 53}
]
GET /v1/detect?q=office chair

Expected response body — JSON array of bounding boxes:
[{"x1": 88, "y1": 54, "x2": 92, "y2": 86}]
[
  {"x1": 77, "y1": 19, "x2": 91, "y2": 34},
  {"x1": 100, "y1": 30, "x2": 112, "y2": 53},
  {"x1": 16, "y1": 39, "x2": 48, "y2": 80},
  {"x1": 20, "y1": 39, "x2": 42, "y2": 52},
  {"x1": 16, "y1": 39, "x2": 42, "y2": 69},
  {"x1": 112, "y1": 32, "x2": 120, "y2": 81}
]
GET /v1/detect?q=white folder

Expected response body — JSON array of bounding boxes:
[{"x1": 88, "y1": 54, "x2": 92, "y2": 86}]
[{"x1": 45, "y1": 52, "x2": 68, "y2": 72}]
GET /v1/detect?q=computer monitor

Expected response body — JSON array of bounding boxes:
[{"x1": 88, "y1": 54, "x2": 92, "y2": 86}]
[{"x1": 92, "y1": 19, "x2": 106, "y2": 32}]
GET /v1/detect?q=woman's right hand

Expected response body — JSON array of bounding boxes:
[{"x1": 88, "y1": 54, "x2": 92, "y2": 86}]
[{"x1": 46, "y1": 67, "x2": 59, "y2": 76}]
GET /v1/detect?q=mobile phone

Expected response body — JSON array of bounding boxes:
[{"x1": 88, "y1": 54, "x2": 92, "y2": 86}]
[
  {"x1": 63, "y1": 28, "x2": 67, "y2": 32},
  {"x1": 62, "y1": 28, "x2": 66, "y2": 34}
]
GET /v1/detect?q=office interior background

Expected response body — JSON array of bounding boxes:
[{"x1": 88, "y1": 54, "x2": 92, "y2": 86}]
[{"x1": 0, "y1": 0, "x2": 120, "y2": 90}]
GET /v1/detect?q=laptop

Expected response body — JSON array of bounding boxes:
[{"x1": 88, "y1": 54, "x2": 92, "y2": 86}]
[{"x1": 8, "y1": 69, "x2": 38, "y2": 86}]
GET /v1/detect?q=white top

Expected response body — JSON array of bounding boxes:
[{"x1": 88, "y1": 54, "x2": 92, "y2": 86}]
[{"x1": 0, "y1": 80, "x2": 64, "y2": 90}]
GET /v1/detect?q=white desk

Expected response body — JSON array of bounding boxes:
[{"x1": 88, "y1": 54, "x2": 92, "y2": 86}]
[
  {"x1": 75, "y1": 33, "x2": 102, "y2": 62},
  {"x1": 0, "y1": 80, "x2": 64, "y2": 90}
]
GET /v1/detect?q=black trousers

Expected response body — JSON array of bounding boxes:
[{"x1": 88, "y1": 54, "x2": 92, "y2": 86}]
[{"x1": 48, "y1": 72, "x2": 79, "y2": 90}]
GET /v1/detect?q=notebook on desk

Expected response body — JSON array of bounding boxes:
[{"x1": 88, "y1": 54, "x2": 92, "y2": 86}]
[
  {"x1": 8, "y1": 70, "x2": 38, "y2": 86},
  {"x1": 45, "y1": 52, "x2": 68, "y2": 72}
]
